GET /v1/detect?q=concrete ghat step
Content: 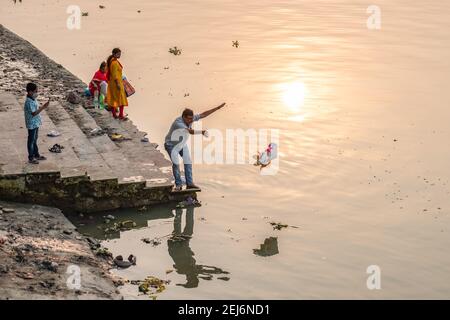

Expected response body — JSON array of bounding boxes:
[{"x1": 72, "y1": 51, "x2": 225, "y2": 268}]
[
  {"x1": 37, "y1": 107, "x2": 88, "y2": 178},
  {"x1": 44, "y1": 101, "x2": 116, "y2": 181},
  {"x1": 70, "y1": 104, "x2": 173, "y2": 185},
  {"x1": 70, "y1": 106, "x2": 172, "y2": 184},
  {"x1": 1, "y1": 92, "x2": 172, "y2": 185}
]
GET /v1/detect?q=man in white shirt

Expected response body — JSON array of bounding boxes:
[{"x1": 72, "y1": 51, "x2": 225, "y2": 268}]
[{"x1": 164, "y1": 103, "x2": 226, "y2": 191}]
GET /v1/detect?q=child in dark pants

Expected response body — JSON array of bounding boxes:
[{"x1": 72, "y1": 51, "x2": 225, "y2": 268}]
[{"x1": 24, "y1": 83, "x2": 49, "y2": 164}]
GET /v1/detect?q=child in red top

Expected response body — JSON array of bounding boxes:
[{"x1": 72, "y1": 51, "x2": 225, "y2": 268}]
[{"x1": 89, "y1": 62, "x2": 107, "y2": 96}]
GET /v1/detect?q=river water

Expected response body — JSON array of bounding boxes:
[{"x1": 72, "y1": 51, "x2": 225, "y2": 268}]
[{"x1": 1, "y1": 0, "x2": 450, "y2": 299}]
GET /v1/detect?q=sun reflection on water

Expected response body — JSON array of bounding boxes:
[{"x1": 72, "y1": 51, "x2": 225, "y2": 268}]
[{"x1": 280, "y1": 81, "x2": 307, "y2": 112}]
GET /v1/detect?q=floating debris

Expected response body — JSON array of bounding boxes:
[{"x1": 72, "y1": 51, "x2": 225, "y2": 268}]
[
  {"x1": 99, "y1": 5, "x2": 105, "y2": 9},
  {"x1": 113, "y1": 254, "x2": 136, "y2": 269},
  {"x1": 104, "y1": 220, "x2": 137, "y2": 233},
  {"x1": 94, "y1": 247, "x2": 113, "y2": 259},
  {"x1": 232, "y1": 40, "x2": 240, "y2": 48},
  {"x1": 168, "y1": 46, "x2": 182, "y2": 56},
  {"x1": 82, "y1": 12, "x2": 89, "y2": 17},
  {"x1": 141, "y1": 237, "x2": 162, "y2": 246},
  {"x1": 132, "y1": 276, "x2": 170, "y2": 296},
  {"x1": 253, "y1": 143, "x2": 278, "y2": 170},
  {"x1": 253, "y1": 237, "x2": 279, "y2": 257},
  {"x1": 269, "y1": 221, "x2": 299, "y2": 230},
  {"x1": 269, "y1": 222, "x2": 288, "y2": 230}
]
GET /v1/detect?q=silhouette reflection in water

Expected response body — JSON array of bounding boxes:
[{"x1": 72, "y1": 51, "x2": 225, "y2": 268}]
[
  {"x1": 253, "y1": 237, "x2": 279, "y2": 257},
  {"x1": 167, "y1": 207, "x2": 230, "y2": 288}
]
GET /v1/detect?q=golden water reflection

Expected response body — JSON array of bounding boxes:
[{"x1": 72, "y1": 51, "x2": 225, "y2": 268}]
[{"x1": 279, "y1": 81, "x2": 307, "y2": 112}]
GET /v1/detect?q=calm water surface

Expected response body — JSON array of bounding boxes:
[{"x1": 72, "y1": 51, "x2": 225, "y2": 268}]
[{"x1": 2, "y1": 0, "x2": 450, "y2": 298}]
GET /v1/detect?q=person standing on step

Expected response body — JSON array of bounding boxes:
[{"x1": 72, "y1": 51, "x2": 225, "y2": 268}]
[
  {"x1": 164, "y1": 103, "x2": 226, "y2": 191},
  {"x1": 24, "y1": 83, "x2": 49, "y2": 164},
  {"x1": 106, "y1": 48, "x2": 128, "y2": 120}
]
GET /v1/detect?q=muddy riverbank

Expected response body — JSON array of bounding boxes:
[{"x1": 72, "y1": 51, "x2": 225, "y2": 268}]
[{"x1": 0, "y1": 201, "x2": 122, "y2": 299}]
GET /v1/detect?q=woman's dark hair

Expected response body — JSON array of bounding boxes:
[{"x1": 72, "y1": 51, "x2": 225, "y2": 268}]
[
  {"x1": 99, "y1": 61, "x2": 107, "y2": 70},
  {"x1": 26, "y1": 82, "x2": 37, "y2": 92},
  {"x1": 182, "y1": 108, "x2": 194, "y2": 118},
  {"x1": 106, "y1": 48, "x2": 121, "y2": 69}
]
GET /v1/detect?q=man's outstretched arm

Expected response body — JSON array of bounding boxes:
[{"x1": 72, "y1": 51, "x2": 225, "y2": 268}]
[{"x1": 198, "y1": 103, "x2": 226, "y2": 119}]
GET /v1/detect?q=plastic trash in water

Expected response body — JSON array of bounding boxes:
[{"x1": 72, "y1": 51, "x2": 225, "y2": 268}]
[{"x1": 253, "y1": 143, "x2": 278, "y2": 170}]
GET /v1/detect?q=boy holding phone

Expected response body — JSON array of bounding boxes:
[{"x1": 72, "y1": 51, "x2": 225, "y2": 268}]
[{"x1": 24, "y1": 82, "x2": 49, "y2": 164}]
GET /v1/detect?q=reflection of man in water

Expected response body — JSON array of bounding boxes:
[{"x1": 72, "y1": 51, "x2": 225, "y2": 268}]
[{"x1": 167, "y1": 207, "x2": 229, "y2": 288}]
